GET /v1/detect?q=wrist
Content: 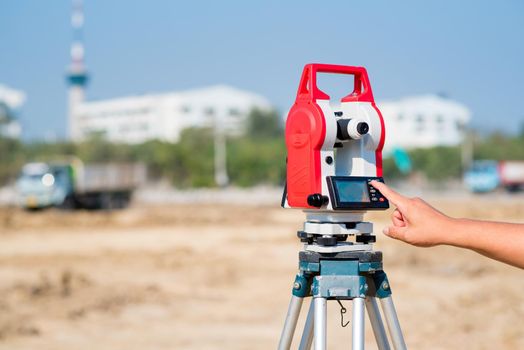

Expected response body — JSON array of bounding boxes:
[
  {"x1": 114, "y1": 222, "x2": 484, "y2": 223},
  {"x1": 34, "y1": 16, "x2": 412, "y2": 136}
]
[{"x1": 443, "y1": 217, "x2": 471, "y2": 248}]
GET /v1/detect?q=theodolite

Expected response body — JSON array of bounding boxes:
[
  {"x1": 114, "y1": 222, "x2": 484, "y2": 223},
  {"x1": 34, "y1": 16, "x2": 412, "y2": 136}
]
[{"x1": 279, "y1": 63, "x2": 407, "y2": 350}]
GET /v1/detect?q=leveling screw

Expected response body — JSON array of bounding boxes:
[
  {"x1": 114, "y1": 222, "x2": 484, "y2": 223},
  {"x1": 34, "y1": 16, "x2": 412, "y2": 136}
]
[
  {"x1": 293, "y1": 282, "x2": 302, "y2": 290},
  {"x1": 382, "y1": 281, "x2": 389, "y2": 290}
]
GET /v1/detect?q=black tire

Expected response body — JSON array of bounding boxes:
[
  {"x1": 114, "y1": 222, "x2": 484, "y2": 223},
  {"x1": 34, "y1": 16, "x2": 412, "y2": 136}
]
[
  {"x1": 505, "y1": 184, "x2": 521, "y2": 193},
  {"x1": 58, "y1": 195, "x2": 77, "y2": 210},
  {"x1": 99, "y1": 193, "x2": 114, "y2": 210}
]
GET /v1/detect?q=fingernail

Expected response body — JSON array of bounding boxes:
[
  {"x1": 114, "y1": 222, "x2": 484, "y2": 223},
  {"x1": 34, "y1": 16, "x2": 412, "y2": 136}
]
[{"x1": 382, "y1": 228, "x2": 389, "y2": 236}]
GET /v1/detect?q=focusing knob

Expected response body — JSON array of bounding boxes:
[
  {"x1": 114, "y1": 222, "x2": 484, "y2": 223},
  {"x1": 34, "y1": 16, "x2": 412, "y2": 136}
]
[{"x1": 307, "y1": 193, "x2": 329, "y2": 208}]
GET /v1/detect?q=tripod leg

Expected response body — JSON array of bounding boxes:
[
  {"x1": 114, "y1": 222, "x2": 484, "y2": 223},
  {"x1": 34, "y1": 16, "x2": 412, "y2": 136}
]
[
  {"x1": 352, "y1": 297, "x2": 365, "y2": 350},
  {"x1": 298, "y1": 298, "x2": 314, "y2": 350},
  {"x1": 380, "y1": 296, "x2": 407, "y2": 350},
  {"x1": 313, "y1": 297, "x2": 327, "y2": 350},
  {"x1": 278, "y1": 295, "x2": 304, "y2": 350},
  {"x1": 365, "y1": 297, "x2": 390, "y2": 350}
]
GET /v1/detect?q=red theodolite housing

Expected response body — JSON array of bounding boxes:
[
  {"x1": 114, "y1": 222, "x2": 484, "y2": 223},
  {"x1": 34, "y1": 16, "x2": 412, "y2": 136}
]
[{"x1": 283, "y1": 63, "x2": 388, "y2": 212}]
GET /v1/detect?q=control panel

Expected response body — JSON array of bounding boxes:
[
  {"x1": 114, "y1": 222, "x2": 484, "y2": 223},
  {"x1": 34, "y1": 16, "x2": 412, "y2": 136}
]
[{"x1": 326, "y1": 176, "x2": 389, "y2": 210}]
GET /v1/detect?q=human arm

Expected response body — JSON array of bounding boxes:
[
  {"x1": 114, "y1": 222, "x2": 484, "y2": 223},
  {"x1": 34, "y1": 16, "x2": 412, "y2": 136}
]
[{"x1": 370, "y1": 180, "x2": 524, "y2": 269}]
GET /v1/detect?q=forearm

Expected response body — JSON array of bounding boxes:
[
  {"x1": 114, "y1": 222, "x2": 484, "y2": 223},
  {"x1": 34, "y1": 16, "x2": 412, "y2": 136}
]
[{"x1": 445, "y1": 218, "x2": 524, "y2": 269}]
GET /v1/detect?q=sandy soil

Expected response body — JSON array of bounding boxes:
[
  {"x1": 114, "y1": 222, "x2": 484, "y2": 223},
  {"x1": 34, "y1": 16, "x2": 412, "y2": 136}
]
[{"x1": 0, "y1": 195, "x2": 523, "y2": 349}]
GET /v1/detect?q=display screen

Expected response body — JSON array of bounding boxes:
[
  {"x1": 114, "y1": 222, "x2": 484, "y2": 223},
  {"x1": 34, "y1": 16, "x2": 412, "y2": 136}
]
[
  {"x1": 326, "y1": 176, "x2": 388, "y2": 210},
  {"x1": 334, "y1": 180, "x2": 370, "y2": 203}
]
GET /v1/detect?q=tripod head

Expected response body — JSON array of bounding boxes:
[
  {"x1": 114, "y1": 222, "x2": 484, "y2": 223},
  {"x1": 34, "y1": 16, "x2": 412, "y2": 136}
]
[{"x1": 282, "y1": 64, "x2": 389, "y2": 248}]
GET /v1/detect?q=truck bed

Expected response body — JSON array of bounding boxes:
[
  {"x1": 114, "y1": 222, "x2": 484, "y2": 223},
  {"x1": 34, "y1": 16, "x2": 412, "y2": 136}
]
[{"x1": 76, "y1": 163, "x2": 146, "y2": 193}]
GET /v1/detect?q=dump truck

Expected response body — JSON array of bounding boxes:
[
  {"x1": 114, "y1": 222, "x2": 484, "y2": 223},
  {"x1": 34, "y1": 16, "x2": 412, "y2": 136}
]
[
  {"x1": 16, "y1": 160, "x2": 146, "y2": 209},
  {"x1": 464, "y1": 160, "x2": 524, "y2": 193}
]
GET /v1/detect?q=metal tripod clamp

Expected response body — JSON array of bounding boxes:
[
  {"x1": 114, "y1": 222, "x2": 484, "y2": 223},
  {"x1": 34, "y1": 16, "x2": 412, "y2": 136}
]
[
  {"x1": 373, "y1": 270, "x2": 392, "y2": 298},
  {"x1": 292, "y1": 273, "x2": 311, "y2": 298}
]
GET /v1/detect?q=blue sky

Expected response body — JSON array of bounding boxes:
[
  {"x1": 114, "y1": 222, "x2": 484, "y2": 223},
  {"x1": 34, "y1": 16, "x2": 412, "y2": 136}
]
[{"x1": 1, "y1": 0, "x2": 523, "y2": 140}]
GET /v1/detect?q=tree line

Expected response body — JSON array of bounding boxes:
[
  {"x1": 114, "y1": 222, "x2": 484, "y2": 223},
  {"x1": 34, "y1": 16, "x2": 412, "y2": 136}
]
[{"x1": 1, "y1": 109, "x2": 523, "y2": 186}]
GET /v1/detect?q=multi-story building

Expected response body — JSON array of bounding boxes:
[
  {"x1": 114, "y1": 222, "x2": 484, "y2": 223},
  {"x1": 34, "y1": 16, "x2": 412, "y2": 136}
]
[
  {"x1": 378, "y1": 94, "x2": 471, "y2": 152},
  {"x1": 72, "y1": 85, "x2": 272, "y2": 143}
]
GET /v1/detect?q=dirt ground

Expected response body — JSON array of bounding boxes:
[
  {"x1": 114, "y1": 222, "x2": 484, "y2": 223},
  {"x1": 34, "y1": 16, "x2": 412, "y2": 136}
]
[{"x1": 0, "y1": 194, "x2": 523, "y2": 349}]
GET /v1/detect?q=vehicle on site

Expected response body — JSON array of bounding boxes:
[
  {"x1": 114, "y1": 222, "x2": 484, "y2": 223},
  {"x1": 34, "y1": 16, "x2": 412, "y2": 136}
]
[
  {"x1": 463, "y1": 160, "x2": 500, "y2": 193},
  {"x1": 16, "y1": 159, "x2": 146, "y2": 210},
  {"x1": 499, "y1": 161, "x2": 524, "y2": 192},
  {"x1": 464, "y1": 160, "x2": 524, "y2": 193}
]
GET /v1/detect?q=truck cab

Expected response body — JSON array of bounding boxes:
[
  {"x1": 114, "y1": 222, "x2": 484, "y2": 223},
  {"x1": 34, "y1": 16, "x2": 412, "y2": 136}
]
[{"x1": 16, "y1": 162, "x2": 74, "y2": 209}]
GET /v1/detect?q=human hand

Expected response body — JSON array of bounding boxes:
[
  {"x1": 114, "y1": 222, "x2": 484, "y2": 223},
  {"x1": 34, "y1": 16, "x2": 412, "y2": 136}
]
[{"x1": 370, "y1": 181, "x2": 455, "y2": 247}]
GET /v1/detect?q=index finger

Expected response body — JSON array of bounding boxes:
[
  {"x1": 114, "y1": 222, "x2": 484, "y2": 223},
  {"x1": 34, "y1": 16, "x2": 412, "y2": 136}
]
[{"x1": 370, "y1": 180, "x2": 407, "y2": 209}]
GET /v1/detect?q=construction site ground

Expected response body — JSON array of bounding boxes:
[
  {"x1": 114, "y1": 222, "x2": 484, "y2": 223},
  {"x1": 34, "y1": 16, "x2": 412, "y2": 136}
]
[{"x1": 0, "y1": 193, "x2": 523, "y2": 349}]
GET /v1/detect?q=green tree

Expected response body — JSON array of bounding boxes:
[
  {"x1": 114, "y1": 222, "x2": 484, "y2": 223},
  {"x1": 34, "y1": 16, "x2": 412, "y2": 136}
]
[
  {"x1": 227, "y1": 137, "x2": 286, "y2": 186},
  {"x1": 410, "y1": 146, "x2": 462, "y2": 180},
  {"x1": 0, "y1": 137, "x2": 24, "y2": 184},
  {"x1": 245, "y1": 108, "x2": 283, "y2": 139},
  {"x1": 170, "y1": 127, "x2": 215, "y2": 187}
]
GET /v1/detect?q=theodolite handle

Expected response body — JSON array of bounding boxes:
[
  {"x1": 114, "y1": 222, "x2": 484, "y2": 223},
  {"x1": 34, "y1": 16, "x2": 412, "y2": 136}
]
[{"x1": 296, "y1": 63, "x2": 375, "y2": 103}]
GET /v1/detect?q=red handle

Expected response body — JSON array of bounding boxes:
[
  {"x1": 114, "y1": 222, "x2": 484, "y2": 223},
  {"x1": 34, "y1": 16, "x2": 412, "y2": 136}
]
[{"x1": 296, "y1": 63, "x2": 375, "y2": 103}]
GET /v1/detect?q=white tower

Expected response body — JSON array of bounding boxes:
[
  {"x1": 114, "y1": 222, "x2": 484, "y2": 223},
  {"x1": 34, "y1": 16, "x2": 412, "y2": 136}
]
[{"x1": 66, "y1": 0, "x2": 88, "y2": 141}]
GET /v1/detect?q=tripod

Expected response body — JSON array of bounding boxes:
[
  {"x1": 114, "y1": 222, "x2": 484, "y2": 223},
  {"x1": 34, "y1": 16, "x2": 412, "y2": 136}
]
[{"x1": 278, "y1": 222, "x2": 407, "y2": 350}]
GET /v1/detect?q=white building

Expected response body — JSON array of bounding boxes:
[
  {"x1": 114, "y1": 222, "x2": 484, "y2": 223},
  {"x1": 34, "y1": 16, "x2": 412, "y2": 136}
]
[
  {"x1": 0, "y1": 84, "x2": 25, "y2": 139},
  {"x1": 72, "y1": 85, "x2": 272, "y2": 143},
  {"x1": 378, "y1": 94, "x2": 471, "y2": 152}
]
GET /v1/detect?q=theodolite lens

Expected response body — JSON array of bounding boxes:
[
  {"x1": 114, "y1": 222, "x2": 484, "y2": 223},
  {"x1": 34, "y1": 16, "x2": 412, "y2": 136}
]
[
  {"x1": 337, "y1": 119, "x2": 369, "y2": 140},
  {"x1": 357, "y1": 122, "x2": 369, "y2": 135}
]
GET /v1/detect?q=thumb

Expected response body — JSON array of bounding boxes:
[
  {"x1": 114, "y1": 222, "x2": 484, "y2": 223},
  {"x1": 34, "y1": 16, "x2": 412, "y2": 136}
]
[{"x1": 383, "y1": 225, "x2": 408, "y2": 242}]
